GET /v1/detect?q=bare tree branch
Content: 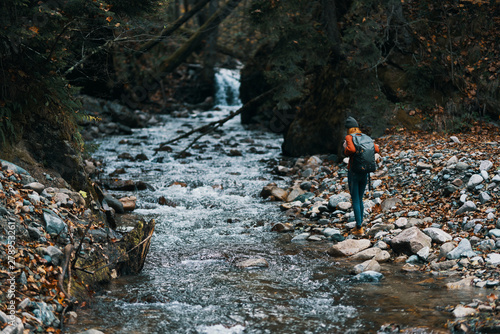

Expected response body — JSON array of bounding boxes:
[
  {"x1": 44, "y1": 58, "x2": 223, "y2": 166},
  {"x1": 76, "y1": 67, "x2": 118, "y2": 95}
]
[
  {"x1": 157, "y1": 0, "x2": 243, "y2": 75},
  {"x1": 135, "y1": 0, "x2": 212, "y2": 57},
  {"x1": 154, "y1": 87, "x2": 278, "y2": 155}
]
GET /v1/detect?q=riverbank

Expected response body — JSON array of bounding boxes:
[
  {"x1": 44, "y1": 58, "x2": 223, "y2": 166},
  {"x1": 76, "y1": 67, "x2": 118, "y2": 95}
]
[
  {"x1": 0, "y1": 159, "x2": 155, "y2": 334},
  {"x1": 265, "y1": 124, "x2": 500, "y2": 332},
  {"x1": 0, "y1": 99, "x2": 157, "y2": 334}
]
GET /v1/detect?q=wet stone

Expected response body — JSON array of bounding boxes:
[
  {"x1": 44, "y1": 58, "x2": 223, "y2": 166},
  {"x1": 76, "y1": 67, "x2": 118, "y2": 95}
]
[
  {"x1": 488, "y1": 229, "x2": 500, "y2": 238},
  {"x1": 453, "y1": 306, "x2": 476, "y2": 318},
  {"x1": 486, "y1": 253, "x2": 500, "y2": 266},
  {"x1": 455, "y1": 201, "x2": 477, "y2": 215},
  {"x1": 479, "y1": 192, "x2": 491, "y2": 204},
  {"x1": 447, "y1": 239, "x2": 476, "y2": 259},
  {"x1": 352, "y1": 271, "x2": 384, "y2": 283},
  {"x1": 353, "y1": 259, "x2": 380, "y2": 274},
  {"x1": 291, "y1": 233, "x2": 310, "y2": 242},
  {"x1": 236, "y1": 258, "x2": 269, "y2": 269},
  {"x1": 480, "y1": 160, "x2": 493, "y2": 171},
  {"x1": 467, "y1": 174, "x2": 484, "y2": 189}
]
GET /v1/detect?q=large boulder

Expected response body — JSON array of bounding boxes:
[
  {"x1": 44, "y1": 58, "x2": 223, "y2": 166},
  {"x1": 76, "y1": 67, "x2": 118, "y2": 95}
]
[
  {"x1": 349, "y1": 247, "x2": 391, "y2": 262},
  {"x1": 328, "y1": 239, "x2": 371, "y2": 257},
  {"x1": 390, "y1": 226, "x2": 432, "y2": 255}
]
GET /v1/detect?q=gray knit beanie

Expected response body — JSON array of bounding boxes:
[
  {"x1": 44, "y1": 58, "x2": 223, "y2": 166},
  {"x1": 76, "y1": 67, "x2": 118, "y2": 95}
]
[{"x1": 345, "y1": 116, "x2": 358, "y2": 129}]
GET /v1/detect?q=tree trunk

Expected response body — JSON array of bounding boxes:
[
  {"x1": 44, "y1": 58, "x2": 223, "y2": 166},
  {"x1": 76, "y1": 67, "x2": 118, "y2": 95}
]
[
  {"x1": 157, "y1": 0, "x2": 242, "y2": 75},
  {"x1": 201, "y1": 0, "x2": 218, "y2": 86},
  {"x1": 321, "y1": 0, "x2": 342, "y2": 59}
]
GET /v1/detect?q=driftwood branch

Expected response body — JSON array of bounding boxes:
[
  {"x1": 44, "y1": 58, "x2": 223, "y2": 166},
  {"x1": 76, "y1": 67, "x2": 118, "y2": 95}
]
[
  {"x1": 63, "y1": 40, "x2": 113, "y2": 76},
  {"x1": 75, "y1": 233, "x2": 154, "y2": 274},
  {"x1": 71, "y1": 220, "x2": 94, "y2": 269},
  {"x1": 154, "y1": 87, "x2": 277, "y2": 155},
  {"x1": 58, "y1": 244, "x2": 74, "y2": 299}
]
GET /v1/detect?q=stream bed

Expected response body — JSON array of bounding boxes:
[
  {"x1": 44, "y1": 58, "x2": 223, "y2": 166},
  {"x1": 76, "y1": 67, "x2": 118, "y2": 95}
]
[{"x1": 67, "y1": 73, "x2": 485, "y2": 334}]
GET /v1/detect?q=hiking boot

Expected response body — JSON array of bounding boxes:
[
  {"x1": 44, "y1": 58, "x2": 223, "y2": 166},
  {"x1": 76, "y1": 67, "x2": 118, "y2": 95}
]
[{"x1": 352, "y1": 226, "x2": 365, "y2": 236}]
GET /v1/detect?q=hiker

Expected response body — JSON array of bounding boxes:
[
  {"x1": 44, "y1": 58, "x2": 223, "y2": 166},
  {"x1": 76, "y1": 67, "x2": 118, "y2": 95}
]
[{"x1": 343, "y1": 116, "x2": 379, "y2": 236}]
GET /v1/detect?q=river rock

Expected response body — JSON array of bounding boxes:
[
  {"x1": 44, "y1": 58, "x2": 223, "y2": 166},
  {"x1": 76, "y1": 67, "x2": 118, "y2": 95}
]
[
  {"x1": 488, "y1": 229, "x2": 500, "y2": 238},
  {"x1": 447, "y1": 239, "x2": 476, "y2": 259},
  {"x1": 446, "y1": 276, "x2": 474, "y2": 290},
  {"x1": 352, "y1": 271, "x2": 384, "y2": 282},
  {"x1": 453, "y1": 306, "x2": 476, "y2": 318},
  {"x1": 450, "y1": 136, "x2": 460, "y2": 144},
  {"x1": 260, "y1": 184, "x2": 288, "y2": 201},
  {"x1": 353, "y1": 259, "x2": 381, "y2": 274},
  {"x1": 293, "y1": 192, "x2": 314, "y2": 203},
  {"x1": 480, "y1": 160, "x2": 493, "y2": 171},
  {"x1": 430, "y1": 260, "x2": 457, "y2": 271},
  {"x1": 322, "y1": 228, "x2": 344, "y2": 242},
  {"x1": 394, "y1": 217, "x2": 409, "y2": 229},
  {"x1": 447, "y1": 156, "x2": 458, "y2": 166},
  {"x1": 417, "y1": 246, "x2": 430, "y2": 261},
  {"x1": 367, "y1": 223, "x2": 394, "y2": 236},
  {"x1": 439, "y1": 242, "x2": 455, "y2": 259},
  {"x1": 300, "y1": 181, "x2": 312, "y2": 191},
  {"x1": 31, "y1": 301, "x2": 56, "y2": 326},
  {"x1": 27, "y1": 226, "x2": 43, "y2": 240},
  {"x1": 327, "y1": 239, "x2": 371, "y2": 257},
  {"x1": 479, "y1": 192, "x2": 491, "y2": 204},
  {"x1": 236, "y1": 258, "x2": 269, "y2": 269},
  {"x1": 373, "y1": 240, "x2": 389, "y2": 250},
  {"x1": 103, "y1": 194, "x2": 125, "y2": 214},
  {"x1": 105, "y1": 179, "x2": 154, "y2": 191},
  {"x1": 349, "y1": 247, "x2": 390, "y2": 262},
  {"x1": 380, "y1": 197, "x2": 402, "y2": 211},
  {"x1": 467, "y1": 174, "x2": 483, "y2": 189},
  {"x1": 119, "y1": 196, "x2": 136, "y2": 211},
  {"x1": 23, "y1": 182, "x2": 45, "y2": 194},
  {"x1": 456, "y1": 161, "x2": 469, "y2": 170},
  {"x1": 0, "y1": 311, "x2": 24, "y2": 334},
  {"x1": 485, "y1": 253, "x2": 500, "y2": 266},
  {"x1": 42, "y1": 209, "x2": 67, "y2": 235},
  {"x1": 44, "y1": 246, "x2": 63, "y2": 266},
  {"x1": 271, "y1": 223, "x2": 294, "y2": 233},
  {"x1": 417, "y1": 161, "x2": 433, "y2": 171},
  {"x1": 0, "y1": 159, "x2": 30, "y2": 175},
  {"x1": 286, "y1": 187, "x2": 305, "y2": 202},
  {"x1": 291, "y1": 233, "x2": 310, "y2": 242},
  {"x1": 455, "y1": 201, "x2": 477, "y2": 215},
  {"x1": 390, "y1": 226, "x2": 432, "y2": 255},
  {"x1": 338, "y1": 202, "x2": 352, "y2": 210},
  {"x1": 327, "y1": 193, "x2": 350, "y2": 211},
  {"x1": 423, "y1": 228, "x2": 452, "y2": 244}
]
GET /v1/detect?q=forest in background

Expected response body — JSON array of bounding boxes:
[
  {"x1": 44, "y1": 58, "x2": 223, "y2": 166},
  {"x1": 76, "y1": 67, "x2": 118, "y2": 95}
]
[{"x1": 0, "y1": 0, "x2": 499, "y2": 180}]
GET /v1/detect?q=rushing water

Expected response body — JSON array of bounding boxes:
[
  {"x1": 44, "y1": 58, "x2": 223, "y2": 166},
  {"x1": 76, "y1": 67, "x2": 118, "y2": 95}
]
[{"x1": 68, "y1": 70, "x2": 484, "y2": 334}]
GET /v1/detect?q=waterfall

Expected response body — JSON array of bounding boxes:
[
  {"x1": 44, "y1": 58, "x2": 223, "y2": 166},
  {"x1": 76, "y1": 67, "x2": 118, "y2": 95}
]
[{"x1": 214, "y1": 68, "x2": 242, "y2": 107}]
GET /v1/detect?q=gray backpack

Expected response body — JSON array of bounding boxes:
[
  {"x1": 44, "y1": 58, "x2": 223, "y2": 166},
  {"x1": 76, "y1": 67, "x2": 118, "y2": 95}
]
[{"x1": 350, "y1": 133, "x2": 377, "y2": 173}]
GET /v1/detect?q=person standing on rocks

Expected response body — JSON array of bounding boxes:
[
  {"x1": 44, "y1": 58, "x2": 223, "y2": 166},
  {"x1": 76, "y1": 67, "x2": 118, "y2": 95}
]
[{"x1": 343, "y1": 116, "x2": 379, "y2": 236}]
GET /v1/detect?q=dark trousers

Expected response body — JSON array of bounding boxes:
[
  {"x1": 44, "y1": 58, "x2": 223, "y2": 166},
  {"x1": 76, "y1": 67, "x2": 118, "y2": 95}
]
[{"x1": 348, "y1": 170, "x2": 368, "y2": 228}]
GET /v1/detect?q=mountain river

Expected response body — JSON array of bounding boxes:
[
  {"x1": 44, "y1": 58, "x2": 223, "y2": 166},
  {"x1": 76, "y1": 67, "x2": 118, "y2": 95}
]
[{"x1": 68, "y1": 70, "x2": 484, "y2": 334}]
